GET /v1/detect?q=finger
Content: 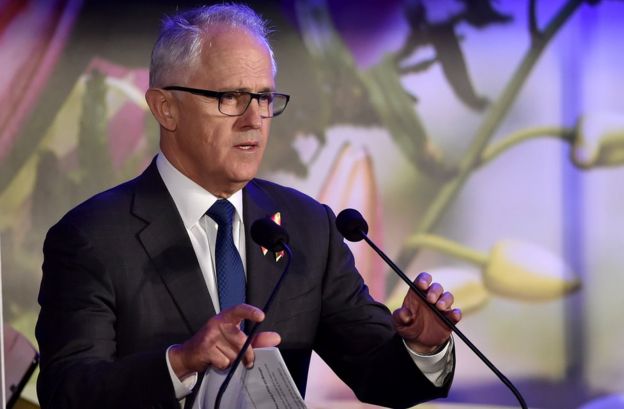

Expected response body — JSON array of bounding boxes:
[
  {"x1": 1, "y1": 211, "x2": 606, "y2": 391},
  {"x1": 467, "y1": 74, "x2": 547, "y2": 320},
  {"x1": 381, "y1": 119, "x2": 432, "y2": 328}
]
[
  {"x1": 214, "y1": 326, "x2": 254, "y2": 370},
  {"x1": 215, "y1": 322, "x2": 249, "y2": 366},
  {"x1": 252, "y1": 331, "x2": 282, "y2": 348},
  {"x1": 245, "y1": 332, "x2": 281, "y2": 369},
  {"x1": 220, "y1": 322, "x2": 247, "y2": 346},
  {"x1": 447, "y1": 308, "x2": 462, "y2": 324},
  {"x1": 242, "y1": 342, "x2": 255, "y2": 369},
  {"x1": 415, "y1": 272, "x2": 432, "y2": 290},
  {"x1": 213, "y1": 344, "x2": 237, "y2": 370},
  {"x1": 425, "y1": 282, "x2": 444, "y2": 304},
  {"x1": 436, "y1": 291, "x2": 454, "y2": 310},
  {"x1": 211, "y1": 356, "x2": 231, "y2": 370},
  {"x1": 216, "y1": 323, "x2": 254, "y2": 369},
  {"x1": 221, "y1": 304, "x2": 265, "y2": 325}
]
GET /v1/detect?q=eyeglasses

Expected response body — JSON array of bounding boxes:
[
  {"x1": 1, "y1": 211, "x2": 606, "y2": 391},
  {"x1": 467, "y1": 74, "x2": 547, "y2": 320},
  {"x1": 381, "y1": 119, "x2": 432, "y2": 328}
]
[{"x1": 163, "y1": 85, "x2": 290, "y2": 118}]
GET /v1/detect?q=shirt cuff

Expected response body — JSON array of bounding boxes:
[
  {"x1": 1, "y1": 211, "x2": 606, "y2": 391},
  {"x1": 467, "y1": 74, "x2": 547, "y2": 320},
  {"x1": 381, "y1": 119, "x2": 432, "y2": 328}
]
[
  {"x1": 166, "y1": 345, "x2": 198, "y2": 399},
  {"x1": 403, "y1": 336, "x2": 455, "y2": 387}
]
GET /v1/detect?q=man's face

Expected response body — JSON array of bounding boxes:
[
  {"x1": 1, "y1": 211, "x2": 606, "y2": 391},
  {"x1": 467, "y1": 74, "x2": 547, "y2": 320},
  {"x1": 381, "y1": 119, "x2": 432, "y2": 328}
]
[{"x1": 163, "y1": 27, "x2": 275, "y2": 197}]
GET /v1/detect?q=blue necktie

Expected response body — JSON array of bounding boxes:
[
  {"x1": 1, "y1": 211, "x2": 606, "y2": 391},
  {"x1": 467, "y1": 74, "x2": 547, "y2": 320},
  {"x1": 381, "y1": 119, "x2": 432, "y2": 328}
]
[{"x1": 207, "y1": 199, "x2": 246, "y2": 311}]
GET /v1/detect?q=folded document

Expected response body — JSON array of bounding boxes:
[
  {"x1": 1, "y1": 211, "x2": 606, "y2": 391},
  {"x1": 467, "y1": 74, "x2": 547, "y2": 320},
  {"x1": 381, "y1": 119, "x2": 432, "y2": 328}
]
[{"x1": 193, "y1": 347, "x2": 307, "y2": 409}]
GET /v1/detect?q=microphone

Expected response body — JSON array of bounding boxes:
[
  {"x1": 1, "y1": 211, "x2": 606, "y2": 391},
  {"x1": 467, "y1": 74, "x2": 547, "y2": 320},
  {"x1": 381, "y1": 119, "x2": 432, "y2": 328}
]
[
  {"x1": 335, "y1": 208, "x2": 369, "y2": 242},
  {"x1": 214, "y1": 217, "x2": 292, "y2": 409},
  {"x1": 336, "y1": 208, "x2": 528, "y2": 409},
  {"x1": 251, "y1": 217, "x2": 289, "y2": 252}
]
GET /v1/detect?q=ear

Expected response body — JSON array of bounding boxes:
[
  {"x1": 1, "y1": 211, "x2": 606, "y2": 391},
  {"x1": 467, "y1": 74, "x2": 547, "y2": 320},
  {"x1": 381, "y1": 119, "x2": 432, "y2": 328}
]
[{"x1": 145, "y1": 88, "x2": 178, "y2": 131}]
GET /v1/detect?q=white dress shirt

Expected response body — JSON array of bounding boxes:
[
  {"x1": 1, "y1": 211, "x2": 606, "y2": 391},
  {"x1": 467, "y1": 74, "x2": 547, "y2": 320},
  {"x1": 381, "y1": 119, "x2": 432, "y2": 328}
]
[{"x1": 155, "y1": 153, "x2": 453, "y2": 400}]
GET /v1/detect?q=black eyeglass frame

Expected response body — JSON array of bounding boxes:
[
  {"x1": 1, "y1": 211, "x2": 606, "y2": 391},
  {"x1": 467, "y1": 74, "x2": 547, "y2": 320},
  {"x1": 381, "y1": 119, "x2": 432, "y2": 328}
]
[{"x1": 163, "y1": 85, "x2": 290, "y2": 118}]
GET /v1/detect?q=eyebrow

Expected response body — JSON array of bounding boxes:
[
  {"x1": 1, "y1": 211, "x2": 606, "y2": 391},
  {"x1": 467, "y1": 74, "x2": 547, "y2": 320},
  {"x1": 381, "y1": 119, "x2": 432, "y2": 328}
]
[{"x1": 222, "y1": 86, "x2": 275, "y2": 93}]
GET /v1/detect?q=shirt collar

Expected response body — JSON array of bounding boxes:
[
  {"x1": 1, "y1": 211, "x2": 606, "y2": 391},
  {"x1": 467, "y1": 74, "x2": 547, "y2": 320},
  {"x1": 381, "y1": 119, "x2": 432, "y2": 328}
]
[{"x1": 156, "y1": 153, "x2": 244, "y2": 228}]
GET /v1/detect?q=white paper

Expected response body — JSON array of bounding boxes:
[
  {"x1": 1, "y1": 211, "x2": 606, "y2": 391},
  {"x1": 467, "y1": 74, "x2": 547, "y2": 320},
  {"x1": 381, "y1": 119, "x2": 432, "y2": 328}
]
[{"x1": 193, "y1": 347, "x2": 307, "y2": 409}]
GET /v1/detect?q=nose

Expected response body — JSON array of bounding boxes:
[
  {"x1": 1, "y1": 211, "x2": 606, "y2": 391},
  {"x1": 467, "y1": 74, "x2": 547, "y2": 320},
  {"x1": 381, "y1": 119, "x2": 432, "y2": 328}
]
[{"x1": 239, "y1": 98, "x2": 263, "y2": 129}]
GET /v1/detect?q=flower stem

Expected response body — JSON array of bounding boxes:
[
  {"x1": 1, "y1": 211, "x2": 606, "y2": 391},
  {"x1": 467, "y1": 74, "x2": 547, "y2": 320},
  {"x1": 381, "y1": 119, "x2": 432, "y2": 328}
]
[
  {"x1": 478, "y1": 126, "x2": 575, "y2": 166},
  {"x1": 395, "y1": 0, "x2": 585, "y2": 268},
  {"x1": 406, "y1": 234, "x2": 488, "y2": 267}
]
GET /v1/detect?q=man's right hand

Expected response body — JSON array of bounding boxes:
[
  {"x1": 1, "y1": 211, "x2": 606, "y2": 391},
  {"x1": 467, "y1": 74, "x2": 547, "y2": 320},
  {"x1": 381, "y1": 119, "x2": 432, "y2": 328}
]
[{"x1": 168, "y1": 304, "x2": 281, "y2": 380}]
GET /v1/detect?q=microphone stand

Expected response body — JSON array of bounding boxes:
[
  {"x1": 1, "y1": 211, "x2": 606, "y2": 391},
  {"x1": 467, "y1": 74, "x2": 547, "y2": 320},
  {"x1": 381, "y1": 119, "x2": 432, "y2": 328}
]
[
  {"x1": 214, "y1": 243, "x2": 292, "y2": 409},
  {"x1": 359, "y1": 232, "x2": 528, "y2": 409}
]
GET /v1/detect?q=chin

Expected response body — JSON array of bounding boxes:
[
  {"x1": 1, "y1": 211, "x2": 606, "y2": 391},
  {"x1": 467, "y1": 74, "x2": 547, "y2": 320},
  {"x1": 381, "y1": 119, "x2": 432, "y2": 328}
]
[
  {"x1": 227, "y1": 173, "x2": 258, "y2": 190},
  {"x1": 235, "y1": 164, "x2": 261, "y2": 181}
]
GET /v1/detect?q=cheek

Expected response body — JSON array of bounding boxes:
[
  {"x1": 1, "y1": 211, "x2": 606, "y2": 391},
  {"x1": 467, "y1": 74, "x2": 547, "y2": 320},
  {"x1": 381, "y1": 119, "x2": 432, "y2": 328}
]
[
  {"x1": 259, "y1": 124, "x2": 271, "y2": 147},
  {"x1": 194, "y1": 123, "x2": 225, "y2": 151}
]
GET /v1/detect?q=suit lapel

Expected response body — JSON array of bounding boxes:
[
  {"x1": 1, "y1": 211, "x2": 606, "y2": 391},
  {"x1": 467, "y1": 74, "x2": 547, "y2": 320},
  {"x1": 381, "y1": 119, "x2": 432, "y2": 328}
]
[
  {"x1": 130, "y1": 169, "x2": 284, "y2": 335},
  {"x1": 243, "y1": 180, "x2": 285, "y2": 322},
  {"x1": 132, "y1": 160, "x2": 216, "y2": 334}
]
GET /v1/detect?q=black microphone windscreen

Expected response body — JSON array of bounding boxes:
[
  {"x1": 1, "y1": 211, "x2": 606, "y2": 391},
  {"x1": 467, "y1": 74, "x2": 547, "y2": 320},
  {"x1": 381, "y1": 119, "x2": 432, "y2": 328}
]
[
  {"x1": 336, "y1": 208, "x2": 368, "y2": 242},
  {"x1": 251, "y1": 217, "x2": 289, "y2": 252}
]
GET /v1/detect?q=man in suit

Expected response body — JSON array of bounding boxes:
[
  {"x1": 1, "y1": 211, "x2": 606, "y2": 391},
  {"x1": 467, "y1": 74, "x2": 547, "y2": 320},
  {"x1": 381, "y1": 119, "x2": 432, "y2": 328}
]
[{"x1": 36, "y1": 4, "x2": 462, "y2": 408}]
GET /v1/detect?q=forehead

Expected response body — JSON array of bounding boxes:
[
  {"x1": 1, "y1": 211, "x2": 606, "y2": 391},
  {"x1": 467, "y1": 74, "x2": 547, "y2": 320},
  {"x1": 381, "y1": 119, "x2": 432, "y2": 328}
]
[{"x1": 190, "y1": 26, "x2": 275, "y2": 90}]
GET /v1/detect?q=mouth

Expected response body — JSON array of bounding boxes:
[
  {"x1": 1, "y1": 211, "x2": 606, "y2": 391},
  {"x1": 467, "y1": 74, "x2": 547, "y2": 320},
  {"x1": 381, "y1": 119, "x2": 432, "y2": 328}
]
[{"x1": 235, "y1": 141, "x2": 259, "y2": 151}]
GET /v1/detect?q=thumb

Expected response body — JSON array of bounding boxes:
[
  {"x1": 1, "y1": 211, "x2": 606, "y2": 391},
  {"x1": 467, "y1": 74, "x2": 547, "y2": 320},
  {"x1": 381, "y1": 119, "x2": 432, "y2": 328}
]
[
  {"x1": 392, "y1": 306, "x2": 413, "y2": 326},
  {"x1": 252, "y1": 331, "x2": 282, "y2": 348}
]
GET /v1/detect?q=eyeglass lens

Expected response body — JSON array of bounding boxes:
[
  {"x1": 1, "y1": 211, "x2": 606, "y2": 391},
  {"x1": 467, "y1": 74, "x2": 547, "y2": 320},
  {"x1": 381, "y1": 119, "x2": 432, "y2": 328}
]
[{"x1": 219, "y1": 92, "x2": 287, "y2": 117}]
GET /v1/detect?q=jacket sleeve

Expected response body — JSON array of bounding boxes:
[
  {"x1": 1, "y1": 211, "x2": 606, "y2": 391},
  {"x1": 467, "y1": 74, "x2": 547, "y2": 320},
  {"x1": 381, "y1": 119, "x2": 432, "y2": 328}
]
[{"x1": 36, "y1": 220, "x2": 178, "y2": 409}]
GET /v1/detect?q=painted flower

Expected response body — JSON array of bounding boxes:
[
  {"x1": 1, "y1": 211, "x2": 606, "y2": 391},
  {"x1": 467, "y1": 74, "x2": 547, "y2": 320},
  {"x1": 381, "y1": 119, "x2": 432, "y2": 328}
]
[
  {"x1": 405, "y1": 234, "x2": 581, "y2": 302},
  {"x1": 317, "y1": 143, "x2": 385, "y2": 300},
  {"x1": 572, "y1": 112, "x2": 624, "y2": 168},
  {"x1": 484, "y1": 239, "x2": 581, "y2": 301}
]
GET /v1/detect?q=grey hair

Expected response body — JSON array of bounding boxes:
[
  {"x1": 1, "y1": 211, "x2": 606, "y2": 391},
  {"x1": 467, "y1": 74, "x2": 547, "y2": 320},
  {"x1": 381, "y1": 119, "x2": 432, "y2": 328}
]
[{"x1": 149, "y1": 3, "x2": 276, "y2": 87}]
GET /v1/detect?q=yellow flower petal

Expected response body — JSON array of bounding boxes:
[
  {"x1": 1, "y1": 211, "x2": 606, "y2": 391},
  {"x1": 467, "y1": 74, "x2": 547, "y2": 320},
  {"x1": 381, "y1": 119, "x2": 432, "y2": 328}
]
[{"x1": 485, "y1": 240, "x2": 581, "y2": 300}]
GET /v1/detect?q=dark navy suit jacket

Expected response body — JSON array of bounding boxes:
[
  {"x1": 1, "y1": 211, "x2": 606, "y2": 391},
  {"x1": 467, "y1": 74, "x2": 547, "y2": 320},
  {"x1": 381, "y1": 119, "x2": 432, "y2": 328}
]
[{"x1": 36, "y1": 160, "x2": 452, "y2": 408}]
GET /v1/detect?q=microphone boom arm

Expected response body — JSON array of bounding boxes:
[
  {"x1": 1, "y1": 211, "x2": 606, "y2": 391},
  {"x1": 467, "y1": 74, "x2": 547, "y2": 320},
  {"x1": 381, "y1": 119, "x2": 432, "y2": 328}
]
[
  {"x1": 214, "y1": 243, "x2": 293, "y2": 409},
  {"x1": 359, "y1": 232, "x2": 528, "y2": 409}
]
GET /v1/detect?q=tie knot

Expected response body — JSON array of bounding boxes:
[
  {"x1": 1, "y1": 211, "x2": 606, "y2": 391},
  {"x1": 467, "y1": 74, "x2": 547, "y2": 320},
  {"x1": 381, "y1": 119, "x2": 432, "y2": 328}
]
[{"x1": 207, "y1": 199, "x2": 235, "y2": 227}]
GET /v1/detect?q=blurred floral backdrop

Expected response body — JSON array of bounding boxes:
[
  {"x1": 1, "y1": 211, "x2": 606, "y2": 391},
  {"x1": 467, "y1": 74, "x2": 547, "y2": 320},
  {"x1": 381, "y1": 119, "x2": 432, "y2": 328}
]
[{"x1": 1, "y1": 0, "x2": 623, "y2": 408}]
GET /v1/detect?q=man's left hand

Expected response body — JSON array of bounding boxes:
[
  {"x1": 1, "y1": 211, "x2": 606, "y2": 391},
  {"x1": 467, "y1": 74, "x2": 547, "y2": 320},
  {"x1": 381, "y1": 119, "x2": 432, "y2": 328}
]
[{"x1": 392, "y1": 272, "x2": 462, "y2": 354}]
